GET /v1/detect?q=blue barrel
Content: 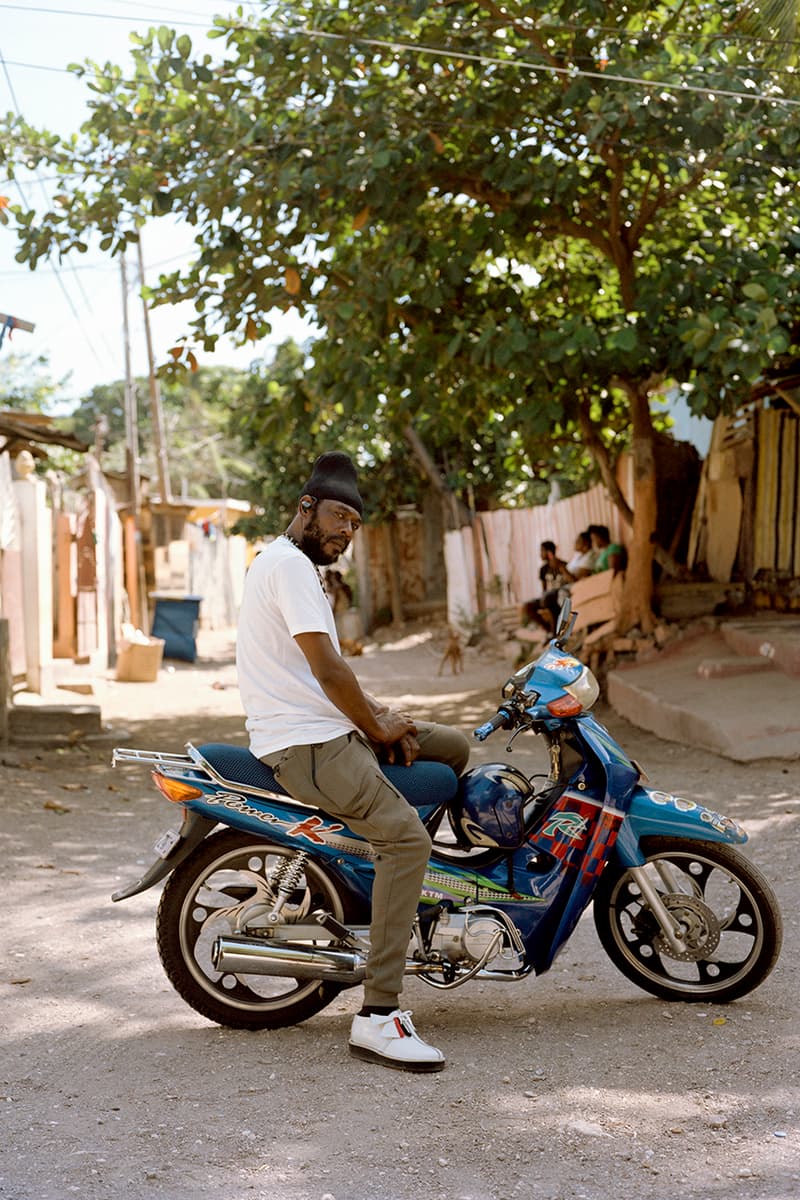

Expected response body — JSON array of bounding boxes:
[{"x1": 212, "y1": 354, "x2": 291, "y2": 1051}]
[{"x1": 149, "y1": 594, "x2": 202, "y2": 662}]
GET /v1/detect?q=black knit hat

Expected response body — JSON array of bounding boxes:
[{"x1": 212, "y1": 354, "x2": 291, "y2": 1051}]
[{"x1": 300, "y1": 452, "x2": 363, "y2": 516}]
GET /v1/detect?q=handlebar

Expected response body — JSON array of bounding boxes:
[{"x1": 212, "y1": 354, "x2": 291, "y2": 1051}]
[{"x1": 473, "y1": 707, "x2": 513, "y2": 742}]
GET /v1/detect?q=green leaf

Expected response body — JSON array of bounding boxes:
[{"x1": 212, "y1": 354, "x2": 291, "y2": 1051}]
[
  {"x1": 742, "y1": 282, "x2": 768, "y2": 302},
  {"x1": 608, "y1": 327, "x2": 637, "y2": 353}
]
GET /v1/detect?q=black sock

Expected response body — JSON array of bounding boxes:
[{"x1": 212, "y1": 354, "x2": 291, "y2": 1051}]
[{"x1": 358, "y1": 1005, "x2": 396, "y2": 1017}]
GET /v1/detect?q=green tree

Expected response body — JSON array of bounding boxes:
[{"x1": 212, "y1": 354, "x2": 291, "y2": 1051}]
[
  {"x1": 0, "y1": 352, "x2": 70, "y2": 413},
  {"x1": 66, "y1": 364, "x2": 264, "y2": 499},
  {"x1": 3, "y1": 2, "x2": 800, "y2": 626}
]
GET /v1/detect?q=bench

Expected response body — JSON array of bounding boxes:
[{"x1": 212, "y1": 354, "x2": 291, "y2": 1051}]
[
  {"x1": 569, "y1": 568, "x2": 624, "y2": 646},
  {"x1": 496, "y1": 570, "x2": 624, "y2": 668}
]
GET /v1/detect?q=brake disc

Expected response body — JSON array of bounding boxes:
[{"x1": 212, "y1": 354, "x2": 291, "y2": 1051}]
[{"x1": 652, "y1": 893, "x2": 721, "y2": 962}]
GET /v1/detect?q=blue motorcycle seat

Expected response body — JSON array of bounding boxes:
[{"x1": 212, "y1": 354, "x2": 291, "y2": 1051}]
[{"x1": 196, "y1": 743, "x2": 458, "y2": 809}]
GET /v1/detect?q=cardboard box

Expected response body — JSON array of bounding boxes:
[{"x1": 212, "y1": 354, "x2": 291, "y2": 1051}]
[{"x1": 116, "y1": 637, "x2": 165, "y2": 683}]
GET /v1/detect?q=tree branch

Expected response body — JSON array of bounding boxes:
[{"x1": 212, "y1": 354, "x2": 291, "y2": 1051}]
[{"x1": 576, "y1": 398, "x2": 633, "y2": 525}]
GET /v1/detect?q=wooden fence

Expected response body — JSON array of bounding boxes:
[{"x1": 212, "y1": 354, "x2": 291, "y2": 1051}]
[{"x1": 755, "y1": 406, "x2": 800, "y2": 576}]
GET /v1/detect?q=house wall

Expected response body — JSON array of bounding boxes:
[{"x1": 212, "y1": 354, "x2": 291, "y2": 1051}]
[{"x1": 359, "y1": 490, "x2": 448, "y2": 628}]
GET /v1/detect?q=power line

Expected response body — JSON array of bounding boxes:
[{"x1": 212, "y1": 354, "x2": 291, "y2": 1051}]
[
  {"x1": 2, "y1": 4, "x2": 799, "y2": 109},
  {"x1": 0, "y1": 2, "x2": 212, "y2": 27},
  {"x1": 510, "y1": 16, "x2": 800, "y2": 51},
  {"x1": 288, "y1": 24, "x2": 800, "y2": 109},
  {"x1": 1, "y1": 58, "x2": 72, "y2": 74},
  {"x1": 4, "y1": 1, "x2": 800, "y2": 49},
  {"x1": 0, "y1": 251, "x2": 189, "y2": 276},
  {"x1": 5, "y1": 46, "x2": 799, "y2": 88},
  {"x1": 0, "y1": 44, "x2": 117, "y2": 373}
]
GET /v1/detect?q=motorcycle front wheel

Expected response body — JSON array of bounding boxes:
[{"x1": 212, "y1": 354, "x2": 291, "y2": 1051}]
[
  {"x1": 593, "y1": 837, "x2": 782, "y2": 1003},
  {"x1": 157, "y1": 829, "x2": 353, "y2": 1030}
]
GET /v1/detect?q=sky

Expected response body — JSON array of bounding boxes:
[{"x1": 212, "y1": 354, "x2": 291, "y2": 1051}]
[{"x1": 0, "y1": 0, "x2": 312, "y2": 407}]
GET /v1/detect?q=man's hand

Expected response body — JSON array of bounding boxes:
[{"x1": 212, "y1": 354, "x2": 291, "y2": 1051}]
[
  {"x1": 372, "y1": 710, "x2": 420, "y2": 765},
  {"x1": 369, "y1": 700, "x2": 419, "y2": 768},
  {"x1": 385, "y1": 731, "x2": 421, "y2": 766}
]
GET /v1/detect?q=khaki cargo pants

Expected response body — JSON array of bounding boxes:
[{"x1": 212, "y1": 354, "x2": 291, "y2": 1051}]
[{"x1": 261, "y1": 722, "x2": 470, "y2": 1008}]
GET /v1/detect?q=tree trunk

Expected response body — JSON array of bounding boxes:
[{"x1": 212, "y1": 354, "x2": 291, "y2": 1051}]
[
  {"x1": 403, "y1": 422, "x2": 468, "y2": 529},
  {"x1": 577, "y1": 400, "x2": 633, "y2": 524},
  {"x1": 403, "y1": 421, "x2": 488, "y2": 625},
  {"x1": 616, "y1": 381, "x2": 658, "y2": 634}
]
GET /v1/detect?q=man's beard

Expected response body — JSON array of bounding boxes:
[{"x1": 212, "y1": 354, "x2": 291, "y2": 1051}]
[{"x1": 301, "y1": 516, "x2": 345, "y2": 566}]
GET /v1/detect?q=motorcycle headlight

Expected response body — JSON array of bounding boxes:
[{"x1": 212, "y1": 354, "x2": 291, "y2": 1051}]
[{"x1": 563, "y1": 666, "x2": 600, "y2": 711}]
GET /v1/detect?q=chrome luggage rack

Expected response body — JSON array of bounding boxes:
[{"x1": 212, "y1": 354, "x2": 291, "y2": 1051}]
[
  {"x1": 112, "y1": 743, "x2": 303, "y2": 804},
  {"x1": 112, "y1": 743, "x2": 206, "y2": 782}
]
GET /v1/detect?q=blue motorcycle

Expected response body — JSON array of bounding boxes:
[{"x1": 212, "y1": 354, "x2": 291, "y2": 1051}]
[{"x1": 113, "y1": 602, "x2": 782, "y2": 1030}]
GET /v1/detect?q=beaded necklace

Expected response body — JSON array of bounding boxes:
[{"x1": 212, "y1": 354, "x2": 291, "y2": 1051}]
[{"x1": 281, "y1": 532, "x2": 328, "y2": 592}]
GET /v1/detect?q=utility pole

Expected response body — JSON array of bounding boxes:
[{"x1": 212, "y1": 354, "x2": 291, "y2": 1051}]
[
  {"x1": 121, "y1": 253, "x2": 148, "y2": 631},
  {"x1": 136, "y1": 239, "x2": 172, "y2": 504},
  {"x1": 120, "y1": 253, "x2": 140, "y2": 516}
]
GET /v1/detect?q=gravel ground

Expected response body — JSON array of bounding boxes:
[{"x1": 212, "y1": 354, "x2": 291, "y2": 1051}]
[{"x1": 1, "y1": 627, "x2": 797, "y2": 1200}]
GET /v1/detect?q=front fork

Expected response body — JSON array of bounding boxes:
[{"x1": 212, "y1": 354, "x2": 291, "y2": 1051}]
[{"x1": 626, "y1": 863, "x2": 687, "y2": 955}]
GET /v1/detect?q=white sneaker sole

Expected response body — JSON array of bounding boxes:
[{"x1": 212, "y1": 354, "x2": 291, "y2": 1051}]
[{"x1": 349, "y1": 1042, "x2": 445, "y2": 1073}]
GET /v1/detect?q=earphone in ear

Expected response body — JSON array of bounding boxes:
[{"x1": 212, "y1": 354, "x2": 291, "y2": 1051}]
[{"x1": 300, "y1": 498, "x2": 314, "y2": 513}]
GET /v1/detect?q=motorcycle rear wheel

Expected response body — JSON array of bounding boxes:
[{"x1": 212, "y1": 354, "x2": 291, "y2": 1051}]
[
  {"x1": 157, "y1": 829, "x2": 352, "y2": 1030},
  {"x1": 593, "y1": 837, "x2": 782, "y2": 1003}
]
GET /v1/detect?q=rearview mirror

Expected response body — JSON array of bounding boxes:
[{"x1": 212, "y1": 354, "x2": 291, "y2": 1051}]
[
  {"x1": 555, "y1": 596, "x2": 576, "y2": 643},
  {"x1": 503, "y1": 662, "x2": 535, "y2": 697}
]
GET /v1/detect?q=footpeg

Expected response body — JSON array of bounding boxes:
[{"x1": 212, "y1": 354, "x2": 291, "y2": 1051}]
[{"x1": 314, "y1": 910, "x2": 369, "y2": 953}]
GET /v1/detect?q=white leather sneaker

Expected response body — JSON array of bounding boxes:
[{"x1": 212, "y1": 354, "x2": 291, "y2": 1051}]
[{"x1": 349, "y1": 1010, "x2": 445, "y2": 1073}]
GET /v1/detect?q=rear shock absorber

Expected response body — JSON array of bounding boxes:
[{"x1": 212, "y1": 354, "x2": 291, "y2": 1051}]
[{"x1": 265, "y1": 851, "x2": 309, "y2": 924}]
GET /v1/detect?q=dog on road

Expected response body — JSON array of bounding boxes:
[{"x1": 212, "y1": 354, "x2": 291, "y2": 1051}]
[{"x1": 437, "y1": 629, "x2": 464, "y2": 675}]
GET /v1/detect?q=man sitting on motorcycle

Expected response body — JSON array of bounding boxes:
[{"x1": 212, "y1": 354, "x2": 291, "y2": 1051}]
[{"x1": 236, "y1": 451, "x2": 470, "y2": 1072}]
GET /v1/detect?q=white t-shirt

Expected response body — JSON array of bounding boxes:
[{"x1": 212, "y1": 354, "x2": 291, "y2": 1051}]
[
  {"x1": 566, "y1": 549, "x2": 598, "y2": 577},
  {"x1": 236, "y1": 537, "x2": 357, "y2": 758}
]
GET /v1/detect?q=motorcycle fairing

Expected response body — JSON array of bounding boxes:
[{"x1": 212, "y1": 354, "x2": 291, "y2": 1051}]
[
  {"x1": 561, "y1": 714, "x2": 642, "y2": 808},
  {"x1": 512, "y1": 788, "x2": 627, "y2": 971},
  {"x1": 610, "y1": 784, "x2": 748, "y2": 869},
  {"x1": 522, "y1": 645, "x2": 584, "y2": 688}
]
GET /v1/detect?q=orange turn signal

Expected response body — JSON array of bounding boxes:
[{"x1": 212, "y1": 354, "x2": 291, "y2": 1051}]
[
  {"x1": 152, "y1": 770, "x2": 204, "y2": 804},
  {"x1": 546, "y1": 695, "x2": 583, "y2": 717}
]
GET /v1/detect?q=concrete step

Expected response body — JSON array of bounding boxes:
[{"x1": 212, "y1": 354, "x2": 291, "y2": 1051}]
[
  {"x1": 696, "y1": 656, "x2": 776, "y2": 679},
  {"x1": 721, "y1": 618, "x2": 800, "y2": 677},
  {"x1": 607, "y1": 630, "x2": 800, "y2": 762},
  {"x1": 9, "y1": 702, "x2": 104, "y2": 746}
]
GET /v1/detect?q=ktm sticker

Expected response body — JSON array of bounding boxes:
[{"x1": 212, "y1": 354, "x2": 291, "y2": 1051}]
[{"x1": 287, "y1": 815, "x2": 344, "y2": 844}]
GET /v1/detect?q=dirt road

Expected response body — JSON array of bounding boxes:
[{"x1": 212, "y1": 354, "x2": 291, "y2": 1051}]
[{"x1": 1, "y1": 628, "x2": 797, "y2": 1200}]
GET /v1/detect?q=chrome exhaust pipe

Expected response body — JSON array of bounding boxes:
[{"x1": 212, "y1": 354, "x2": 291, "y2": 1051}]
[{"x1": 212, "y1": 935, "x2": 366, "y2": 983}]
